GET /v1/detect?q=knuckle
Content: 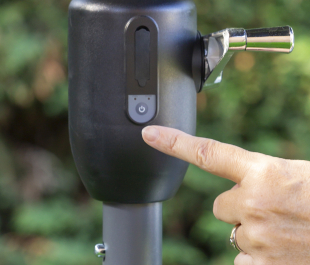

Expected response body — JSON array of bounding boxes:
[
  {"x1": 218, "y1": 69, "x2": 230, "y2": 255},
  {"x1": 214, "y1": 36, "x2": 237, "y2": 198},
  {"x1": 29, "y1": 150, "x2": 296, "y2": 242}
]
[
  {"x1": 243, "y1": 197, "x2": 268, "y2": 222},
  {"x1": 244, "y1": 225, "x2": 268, "y2": 248},
  {"x1": 195, "y1": 139, "x2": 217, "y2": 169},
  {"x1": 213, "y1": 196, "x2": 221, "y2": 220},
  {"x1": 234, "y1": 255, "x2": 241, "y2": 265},
  {"x1": 234, "y1": 254, "x2": 251, "y2": 265},
  {"x1": 256, "y1": 158, "x2": 288, "y2": 177},
  {"x1": 168, "y1": 133, "x2": 181, "y2": 153}
]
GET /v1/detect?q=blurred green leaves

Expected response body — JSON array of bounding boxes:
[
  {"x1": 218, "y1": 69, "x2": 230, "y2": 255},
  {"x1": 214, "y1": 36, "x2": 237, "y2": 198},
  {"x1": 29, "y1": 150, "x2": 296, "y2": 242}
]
[
  {"x1": 14, "y1": 199, "x2": 81, "y2": 237},
  {"x1": 0, "y1": 0, "x2": 68, "y2": 111},
  {"x1": 163, "y1": 239, "x2": 207, "y2": 265}
]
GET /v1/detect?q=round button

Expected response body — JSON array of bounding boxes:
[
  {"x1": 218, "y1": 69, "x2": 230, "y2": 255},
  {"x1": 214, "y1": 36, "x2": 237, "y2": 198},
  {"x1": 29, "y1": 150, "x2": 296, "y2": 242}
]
[{"x1": 136, "y1": 103, "x2": 148, "y2": 115}]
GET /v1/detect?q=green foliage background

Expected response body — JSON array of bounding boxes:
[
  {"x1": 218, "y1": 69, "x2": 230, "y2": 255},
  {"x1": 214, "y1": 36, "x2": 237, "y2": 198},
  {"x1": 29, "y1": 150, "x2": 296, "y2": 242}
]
[{"x1": 0, "y1": 0, "x2": 309, "y2": 264}]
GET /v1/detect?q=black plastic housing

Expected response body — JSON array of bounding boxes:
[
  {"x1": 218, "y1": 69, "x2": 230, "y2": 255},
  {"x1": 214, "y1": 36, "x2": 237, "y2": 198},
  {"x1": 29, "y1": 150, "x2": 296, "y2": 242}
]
[{"x1": 68, "y1": 0, "x2": 198, "y2": 203}]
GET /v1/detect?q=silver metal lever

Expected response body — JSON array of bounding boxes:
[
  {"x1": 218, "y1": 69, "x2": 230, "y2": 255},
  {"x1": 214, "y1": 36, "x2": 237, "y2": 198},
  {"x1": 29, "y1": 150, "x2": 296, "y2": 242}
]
[
  {"x1": 95, "y1": 243, "x2": 106, "y2": 259},
  {"x1": 202, "y1": 26, "x2": 294, "y2": 88}
]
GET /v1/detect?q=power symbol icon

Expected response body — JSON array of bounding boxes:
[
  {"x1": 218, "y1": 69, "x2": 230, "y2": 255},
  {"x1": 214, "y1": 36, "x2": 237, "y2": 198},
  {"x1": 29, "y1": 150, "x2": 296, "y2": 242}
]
[
  {"x1": 139, "y1": 106, "x2": 146, "y2": 113},
  {"x1": 136, "y1": 103, "x2": 148, "y2": 116}
]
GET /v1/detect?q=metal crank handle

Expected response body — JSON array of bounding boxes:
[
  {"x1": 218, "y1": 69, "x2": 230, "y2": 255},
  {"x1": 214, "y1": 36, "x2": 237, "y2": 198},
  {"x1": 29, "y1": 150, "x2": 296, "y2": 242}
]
[
  {"x1": 198, "y1": 26, "x2": 294, "y2": 90},
  {"x1": 229, "y1": 26, "x2": 294, "y2": 52}
]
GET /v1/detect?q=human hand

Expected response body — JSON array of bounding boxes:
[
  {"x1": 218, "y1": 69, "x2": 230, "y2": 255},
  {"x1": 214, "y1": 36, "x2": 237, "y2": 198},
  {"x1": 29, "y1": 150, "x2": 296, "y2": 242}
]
[{"x1": 142, "y1": 126, "x2": 310, "y2": 265}]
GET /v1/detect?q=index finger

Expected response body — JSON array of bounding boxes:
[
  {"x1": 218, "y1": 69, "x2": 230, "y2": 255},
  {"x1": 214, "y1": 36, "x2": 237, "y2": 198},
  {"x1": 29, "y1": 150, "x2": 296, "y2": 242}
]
[{"x1": 142, "y1": 126, "x2": 262, "y2": 183}]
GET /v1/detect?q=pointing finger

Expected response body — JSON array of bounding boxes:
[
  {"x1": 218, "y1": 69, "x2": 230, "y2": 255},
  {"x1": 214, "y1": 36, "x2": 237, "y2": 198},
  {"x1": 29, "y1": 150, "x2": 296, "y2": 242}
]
[{"x1": 142, "y1": 126, "x2": 262, "y2": 183}]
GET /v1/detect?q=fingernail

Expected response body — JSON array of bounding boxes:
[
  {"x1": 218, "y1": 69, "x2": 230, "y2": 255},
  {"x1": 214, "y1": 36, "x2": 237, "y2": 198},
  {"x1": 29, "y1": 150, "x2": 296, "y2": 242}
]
[{"x1": 142, "y1": 126, "x2": 160, "y2": 142}]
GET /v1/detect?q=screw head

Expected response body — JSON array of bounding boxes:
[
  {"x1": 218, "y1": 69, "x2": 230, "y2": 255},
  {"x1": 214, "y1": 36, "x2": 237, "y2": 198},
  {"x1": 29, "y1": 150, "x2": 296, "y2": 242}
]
[{"x1": 95, "y1": 243, "x2": 106, "y2": 259}]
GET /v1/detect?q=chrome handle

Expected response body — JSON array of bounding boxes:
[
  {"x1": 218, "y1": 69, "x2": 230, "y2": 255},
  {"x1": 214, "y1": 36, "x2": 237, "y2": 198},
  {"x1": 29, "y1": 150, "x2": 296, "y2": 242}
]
[
  {"x1": 200, "y1": 26, "x2": 294, "y2": 90},
  {"x1": 245, "y1": 26, "x2": 294, "y2": 53}
]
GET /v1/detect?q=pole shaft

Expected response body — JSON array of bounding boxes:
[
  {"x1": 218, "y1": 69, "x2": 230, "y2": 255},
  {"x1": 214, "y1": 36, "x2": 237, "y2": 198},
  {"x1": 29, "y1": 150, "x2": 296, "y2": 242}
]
[{"x1": 102, "y1": 203, "x2": 162, "y2": 265}]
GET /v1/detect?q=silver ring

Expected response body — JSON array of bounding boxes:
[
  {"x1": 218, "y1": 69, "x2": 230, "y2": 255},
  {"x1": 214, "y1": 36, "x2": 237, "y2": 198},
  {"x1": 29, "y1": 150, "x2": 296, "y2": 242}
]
[{"x1": 230, "y1": 224, "x2": 243, "y2": 252}]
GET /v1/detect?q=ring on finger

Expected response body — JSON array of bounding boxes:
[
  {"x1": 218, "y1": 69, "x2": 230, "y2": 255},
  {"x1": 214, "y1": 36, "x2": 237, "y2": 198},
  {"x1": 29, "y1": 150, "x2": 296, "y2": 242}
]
[{"x1": 230, "y1": 224, "x2": 243, "y2": 252}]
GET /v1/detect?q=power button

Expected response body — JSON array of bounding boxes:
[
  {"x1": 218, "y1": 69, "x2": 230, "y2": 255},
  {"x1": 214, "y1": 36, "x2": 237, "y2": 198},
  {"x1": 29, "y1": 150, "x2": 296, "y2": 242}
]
[
  {"x1": 136, "y1": 103, "x2": 148, "y2": 115},
  {"x1": 128, "y1": 95, "x2": 156, "y2": 124}
]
